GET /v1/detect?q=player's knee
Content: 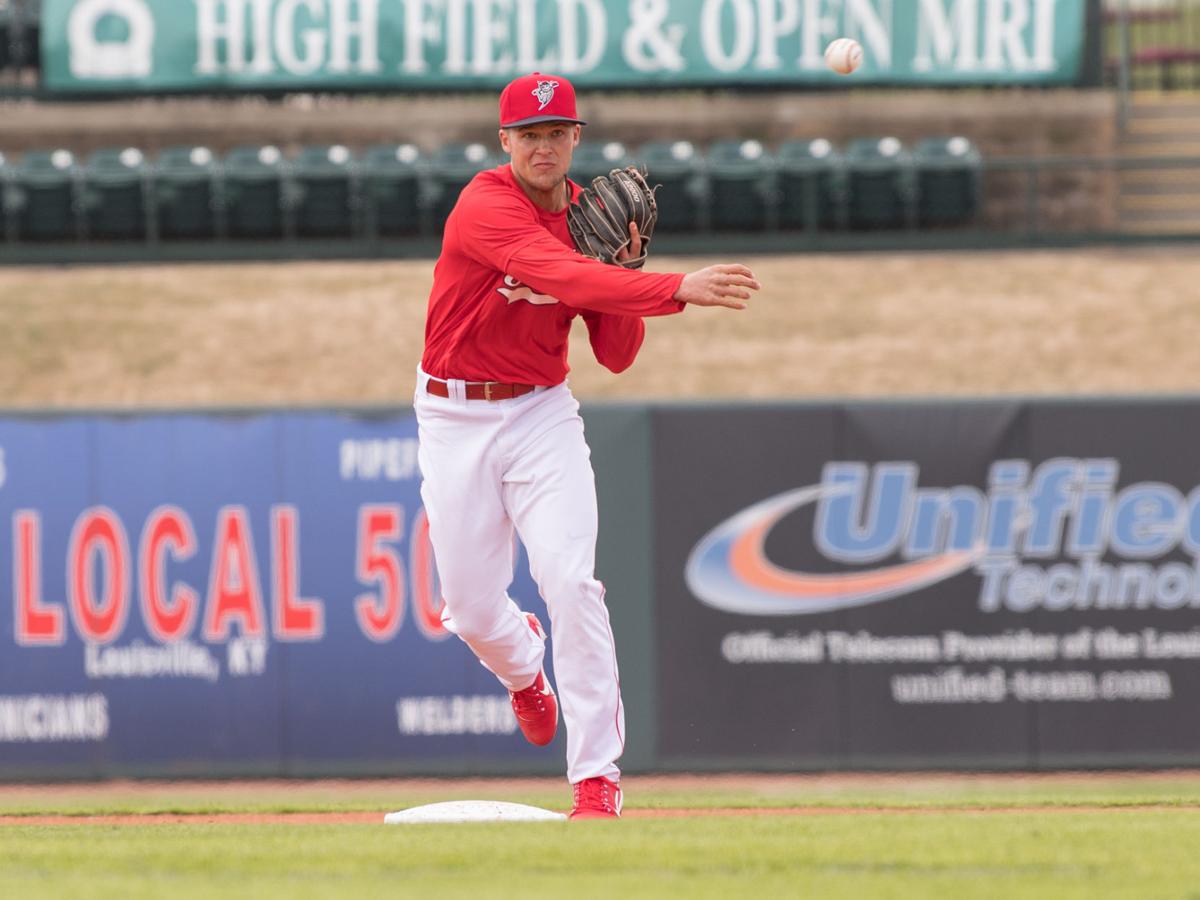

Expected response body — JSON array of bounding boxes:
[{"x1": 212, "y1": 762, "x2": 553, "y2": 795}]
[
  {"x1": 440, "y1": 598, "x2": 507, "y2": 642},
  {"x1": 538, "y1": 571, "x2": 603, "y2": 610}
]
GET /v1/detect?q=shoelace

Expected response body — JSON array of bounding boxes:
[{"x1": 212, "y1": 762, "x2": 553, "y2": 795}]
[
  {"x1": 511, "y1": 679, "x2": 548, "y2": 719},
  {"x1": 573, "y1": 779, "x2": 616, "y2": 813}
]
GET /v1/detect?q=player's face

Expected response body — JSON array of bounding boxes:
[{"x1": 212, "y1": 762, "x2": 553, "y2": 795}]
[{"x1": 500, "y1": 122, "x2": 581, "y2": 194}]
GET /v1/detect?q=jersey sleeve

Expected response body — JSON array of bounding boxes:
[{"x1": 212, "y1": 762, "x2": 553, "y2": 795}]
[
  {"x1": 456, "y1": 176, "x2": 686, "y2": 318},
  {"x1": 581, "y1": 311, "x2": 646, "y2": 374},
  {"x1": 452, "y1": 174, "x2": 548, "y2": 269}
]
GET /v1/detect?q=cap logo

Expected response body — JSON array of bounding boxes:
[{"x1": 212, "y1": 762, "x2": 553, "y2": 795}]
[{"x1": 531, "y1": 80, "x2": 559, "y2": 111}]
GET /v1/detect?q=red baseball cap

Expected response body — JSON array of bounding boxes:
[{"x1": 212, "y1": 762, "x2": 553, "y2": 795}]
[{"x1": 499, "y1": 72, "x2": 587, "y2": 129}]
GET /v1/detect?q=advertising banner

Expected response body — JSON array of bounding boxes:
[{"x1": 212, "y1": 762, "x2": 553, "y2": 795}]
[
  {"x1": 41, "y1": 0, "x2": 1088, "y2": 93},
  {"x1": 655, "y1": 400, "x2": 1200, "y2": 769},
  {"x1": 8, "y1": 397, "x2": 1198, "y2": 777},
  {"x1": 0, "y1": 410, "x2": 555, "y2": 778}
]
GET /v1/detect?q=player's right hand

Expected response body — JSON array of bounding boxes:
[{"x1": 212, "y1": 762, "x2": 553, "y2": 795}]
[{"x1": 674, "y1": 264, "x2": 761, "y2": 310}]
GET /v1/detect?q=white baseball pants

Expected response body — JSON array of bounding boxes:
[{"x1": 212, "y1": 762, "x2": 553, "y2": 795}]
[{"x1": 413, "y1": 367, "x2": 624, "y2": 784}]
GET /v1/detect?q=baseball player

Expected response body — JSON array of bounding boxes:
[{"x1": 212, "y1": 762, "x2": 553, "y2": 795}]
[{"x1": 415, "y1": 72, "x2": 760, "y2": 820}]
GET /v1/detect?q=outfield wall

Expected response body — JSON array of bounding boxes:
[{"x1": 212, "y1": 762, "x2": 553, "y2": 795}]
[{"x1": 2, "y1": 398, "x2": 1200, "y2": 778}]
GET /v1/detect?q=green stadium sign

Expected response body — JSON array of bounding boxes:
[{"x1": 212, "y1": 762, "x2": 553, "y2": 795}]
[{"x1": 41, "y1": 0, "x2": 1088, "y2": 93}]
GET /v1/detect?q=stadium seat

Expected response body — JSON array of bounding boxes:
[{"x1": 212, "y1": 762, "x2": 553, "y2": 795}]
[
  {"x1": 9, "y1": 149, "x2": 78, "y2": 241},
  {"x1": 913, "y1": 136, "x2": 982, "y2": 227},
  {"x1": 705, "y1": 139, "x2": 774, "y2": 232},
  {"x1": 569, "y1": 141, "x2": 632, "y2": 187},
  {"x1": 222, "y1": 145, "x2": 287, "y2": 239},
  {"x1": 428, "y1": 142, "x2": 498, "y2": 234},
  {"x1": 776, "y1": 139, "x2": 847, "y2": 231},
  {"x1": 292, "y1": 144, "x2": 357, "y2": 238},
  {"x1": 81, "y1": 147, "x2": 148, "y2": 240},
  {"x1": 844, "y1": 137, "x2": 914, "y2": 230},
  {"x1": 154, "y1": 146, "x2": 219, "y2": 239},
  {"x1": 360, "y1": 143, "x2": 422, "y2": 236},
  {"x1": 634, "y1": 141, "x2": 706, "y2": 233}
]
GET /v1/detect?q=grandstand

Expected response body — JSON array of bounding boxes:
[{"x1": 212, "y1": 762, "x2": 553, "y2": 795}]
[
  {"x1": 1, "y1": 0, "x2": 1198, "y2": 260},
  {"x1": 0, "y1": 135, "x2": 984, "y2": 245}
]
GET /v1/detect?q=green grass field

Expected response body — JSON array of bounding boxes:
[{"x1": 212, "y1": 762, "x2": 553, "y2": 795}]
[{"x1": 2, "y1": 775, "x2": 1200, "y2": 899}]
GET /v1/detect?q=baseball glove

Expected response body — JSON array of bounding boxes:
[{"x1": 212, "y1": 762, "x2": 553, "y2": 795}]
[{"x1": 567, "y1": 166, "x2": 658, "y2": 270}]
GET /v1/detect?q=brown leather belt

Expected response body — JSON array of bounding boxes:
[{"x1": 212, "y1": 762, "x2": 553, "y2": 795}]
[{"x1": 426, "y1": 379, "x2": 538, "y2": 401}]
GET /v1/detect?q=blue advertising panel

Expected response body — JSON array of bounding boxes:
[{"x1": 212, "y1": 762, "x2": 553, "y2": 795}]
[{"x1": 0, "y1": 410, "x2": 556, "y2": 778}]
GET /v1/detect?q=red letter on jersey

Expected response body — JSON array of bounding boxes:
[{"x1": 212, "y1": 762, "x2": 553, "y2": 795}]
[
  {"x1": 271, "y1": 505, "x2": 324, "y2": 640},
  {"x1": 14, "y1": 510, "x2": 65, "y2": 646},
  {"x1": 67, "y1": 507, "x2": 131, "y2": 644},
  {"x1": 203, "y1": 506, "x2": 266, "y2": 641},
  {"x1": 354, "y1": 504, "x2": 405, "y2": 642},
  {"x1": 139, "y1": 506, "x2": 199, "y2": 642}
]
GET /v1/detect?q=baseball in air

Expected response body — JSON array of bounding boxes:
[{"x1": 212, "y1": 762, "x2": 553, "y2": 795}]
[{"x1": 824, "y1": 38, "x2": 863, "y2": 75}]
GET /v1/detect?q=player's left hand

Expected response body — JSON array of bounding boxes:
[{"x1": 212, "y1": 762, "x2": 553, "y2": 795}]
[
  {"x1": 568, "y1": 167, "x2": 657, "y2": 269},
  {"x1": 615, "y1": 222, "x2": 641, "y2": 267}
]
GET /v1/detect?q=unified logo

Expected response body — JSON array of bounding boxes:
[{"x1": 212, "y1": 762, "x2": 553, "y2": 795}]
[{"x1": 686, "y1": 459, "x2": 1200, "y2": 616}]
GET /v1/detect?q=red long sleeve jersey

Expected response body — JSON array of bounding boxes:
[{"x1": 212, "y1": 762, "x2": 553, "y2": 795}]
[{"x1": 420, "y1": 164, "x2": 685, "y2": 385}]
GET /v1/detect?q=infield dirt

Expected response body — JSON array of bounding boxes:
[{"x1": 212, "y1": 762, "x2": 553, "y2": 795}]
[
  {"x1": 4, "y1": 771, "x2": 1200, "y2": 825},
  {"x1": 4, "y1": 805, "x2": 1198, "y2": 826},
  {"x1": 0, "y1": 247, "x2": 1195, "y2": 409}
]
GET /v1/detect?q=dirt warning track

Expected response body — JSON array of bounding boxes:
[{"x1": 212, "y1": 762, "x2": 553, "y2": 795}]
[
  {"x1": 4, "y1": 772, "x2": 1200, "y2": 825},
  {"x1": 2, "y1": 805, "x2": 1198, "y2": 826}
]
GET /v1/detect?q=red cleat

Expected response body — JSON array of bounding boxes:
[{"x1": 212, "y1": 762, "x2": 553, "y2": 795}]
[
  {"x1": 569, "y1": 776, "x2": 622, "y2": 820},
  {"x1": 509, "y1": 614, "x2": 558, "y2": 747}
]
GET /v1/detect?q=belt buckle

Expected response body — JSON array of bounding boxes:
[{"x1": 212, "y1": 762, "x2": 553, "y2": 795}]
[{"x1": 483, "y1": 382, "x2": 495, "y2": 401}]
